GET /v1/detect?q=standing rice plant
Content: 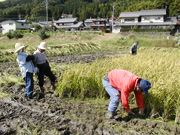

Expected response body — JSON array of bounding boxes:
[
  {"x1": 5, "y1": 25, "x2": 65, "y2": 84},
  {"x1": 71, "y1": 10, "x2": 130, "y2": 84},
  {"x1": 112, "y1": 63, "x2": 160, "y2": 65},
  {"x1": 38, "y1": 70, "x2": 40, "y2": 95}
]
[{"x1": 57, "y1": 47, "x2": 180, "y2": 121}]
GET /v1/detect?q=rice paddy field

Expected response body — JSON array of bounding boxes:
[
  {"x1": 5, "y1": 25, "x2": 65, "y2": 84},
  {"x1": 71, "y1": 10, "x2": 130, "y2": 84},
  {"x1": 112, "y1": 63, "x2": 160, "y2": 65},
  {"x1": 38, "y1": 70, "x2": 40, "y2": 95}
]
[{"x1": 0, "y1": 31, "x2": 180, "y2": 134}]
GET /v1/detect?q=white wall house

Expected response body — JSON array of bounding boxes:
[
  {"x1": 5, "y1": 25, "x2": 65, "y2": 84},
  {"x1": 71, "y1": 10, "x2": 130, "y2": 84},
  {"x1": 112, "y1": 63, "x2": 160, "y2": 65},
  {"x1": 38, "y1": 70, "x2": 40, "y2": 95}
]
[
  {"x1": 1, "y1": 20, "x2": 30, "y2": 34},
  {"x1": 140, "y1": 9, "x2": 166, "y2": 23},
  {"x1": 53, "y1": 18, "x2": 78, "y2": 26},
  {"x1": 120, "y1": 12, "x2": 140, "y2": 23},
  {"x1": 119, "y1": 9, "x2": 178, "y2": 30}
]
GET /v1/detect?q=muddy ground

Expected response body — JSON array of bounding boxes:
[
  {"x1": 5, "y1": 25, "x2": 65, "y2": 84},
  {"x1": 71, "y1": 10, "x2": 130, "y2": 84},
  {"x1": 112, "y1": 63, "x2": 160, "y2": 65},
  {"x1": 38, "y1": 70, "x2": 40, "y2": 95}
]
[{"x1": 0, "y1": 52, "x2": 180, "y2": 135}]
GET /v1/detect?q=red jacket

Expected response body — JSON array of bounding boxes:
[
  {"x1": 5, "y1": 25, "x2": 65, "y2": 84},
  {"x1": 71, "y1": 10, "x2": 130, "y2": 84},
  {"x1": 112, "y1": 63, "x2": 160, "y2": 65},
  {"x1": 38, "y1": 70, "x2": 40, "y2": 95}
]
[{"x1": 108, "y1": 69, "x2": 144, "y2": 110}]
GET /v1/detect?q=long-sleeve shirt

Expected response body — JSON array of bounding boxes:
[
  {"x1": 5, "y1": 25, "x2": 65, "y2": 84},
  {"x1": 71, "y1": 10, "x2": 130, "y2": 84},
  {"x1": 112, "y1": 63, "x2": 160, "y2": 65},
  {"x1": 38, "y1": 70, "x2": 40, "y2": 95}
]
[
  {"x1": 108, "y1": 69, "x2": 144, "y2": 110},
  {"x1": 34, "y1": 49, "x2": 47, "y2": 64},
  {"x1": 17, "y1": 52, "x2": 35, "y2": 78}
]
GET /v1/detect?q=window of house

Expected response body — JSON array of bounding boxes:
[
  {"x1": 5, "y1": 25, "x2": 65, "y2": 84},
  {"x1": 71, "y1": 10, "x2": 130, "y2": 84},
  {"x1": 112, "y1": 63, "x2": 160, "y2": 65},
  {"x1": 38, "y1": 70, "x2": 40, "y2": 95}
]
[
  {"x1": 124, "y1": 18, "x2": 135, "y2": 21},
  {"x1": 21, "y1": 23, "x2": 24, "y2": 26},
  {"x1": 9, "y1": 23, "x2": 13, "y2": 25},
  {"x1": 144, "y1": 17, "x2": 150, "y2": 20},
  {"x1": 155, "y1": 16, "x2": 161, "y2": 20},
  {"x1": 96, "y1": 22, "x2": 100, "y2": 24}
]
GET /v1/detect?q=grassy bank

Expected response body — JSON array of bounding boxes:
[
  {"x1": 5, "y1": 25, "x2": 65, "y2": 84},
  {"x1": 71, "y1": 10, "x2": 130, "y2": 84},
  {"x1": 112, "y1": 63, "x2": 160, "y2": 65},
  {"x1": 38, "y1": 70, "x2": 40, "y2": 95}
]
[{"x1": 56, "y1": 47, "x2": 180, "y2": 121}]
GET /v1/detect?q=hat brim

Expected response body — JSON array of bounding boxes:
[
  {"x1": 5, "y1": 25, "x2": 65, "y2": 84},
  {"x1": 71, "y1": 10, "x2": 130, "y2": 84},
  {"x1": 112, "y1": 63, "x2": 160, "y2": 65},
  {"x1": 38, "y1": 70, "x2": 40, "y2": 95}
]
[
  {"x1": 38, "y1": 45, "x2": 47, "y2": 50},
  {"x1": 15, "y1": 45, "x2": 28, "y2": 53}
]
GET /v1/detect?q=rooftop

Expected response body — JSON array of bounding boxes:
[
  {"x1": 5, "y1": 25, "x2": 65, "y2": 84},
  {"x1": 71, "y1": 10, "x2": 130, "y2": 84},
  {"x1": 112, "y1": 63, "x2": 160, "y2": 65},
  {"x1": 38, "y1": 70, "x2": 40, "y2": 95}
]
[{"x1": 140, "y1": 9, "x2": 166, "y2": 16}]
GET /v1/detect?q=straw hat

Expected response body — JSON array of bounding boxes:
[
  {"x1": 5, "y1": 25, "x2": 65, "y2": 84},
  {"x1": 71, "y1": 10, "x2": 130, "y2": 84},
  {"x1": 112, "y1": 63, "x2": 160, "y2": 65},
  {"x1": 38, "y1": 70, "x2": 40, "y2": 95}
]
[
  {"x1": 15, "y1": 43, "x2": 27, "y2": 53},
  {"x1": 38, "y1": 42, "x2": 47, "y2": 50}
]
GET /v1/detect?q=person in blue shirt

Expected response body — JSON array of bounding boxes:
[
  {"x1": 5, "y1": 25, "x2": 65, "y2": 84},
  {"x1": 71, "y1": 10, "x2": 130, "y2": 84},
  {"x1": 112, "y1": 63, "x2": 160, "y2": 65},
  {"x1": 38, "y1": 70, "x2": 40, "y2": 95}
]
[
  {"x1": 34, "y1": 42, "x2": 56, "y2": 92},
  {"x1": 130, "y1": 41, "x2": 139, "y2": 55},
  {"x1": 15, "y1": 43, "x2": 36, "y2": 99}
]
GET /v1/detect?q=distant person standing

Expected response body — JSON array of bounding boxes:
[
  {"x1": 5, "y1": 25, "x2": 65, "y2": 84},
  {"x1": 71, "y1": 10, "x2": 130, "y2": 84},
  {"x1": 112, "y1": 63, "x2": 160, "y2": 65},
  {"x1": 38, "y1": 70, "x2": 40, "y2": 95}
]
[
  {"x1": 15, "y1": 43, "x2": 36, "y2": 99},
  {"x1": 130, "y1": 41, "x2": 139, "y2": 55},
  {"x1": 34, "y1": 42, "x2": 56, "y2": 92}
]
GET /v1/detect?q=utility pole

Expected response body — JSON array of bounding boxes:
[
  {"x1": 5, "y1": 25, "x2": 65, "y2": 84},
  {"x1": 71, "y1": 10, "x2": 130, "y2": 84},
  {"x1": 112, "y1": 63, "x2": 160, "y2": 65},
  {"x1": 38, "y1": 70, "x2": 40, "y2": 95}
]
[
  {"x1": 112, "y1": 4, "x2": 115, "y2": 33},
  {"x1": 46, "y1": 0, "x2": 48, "y2": 26}
]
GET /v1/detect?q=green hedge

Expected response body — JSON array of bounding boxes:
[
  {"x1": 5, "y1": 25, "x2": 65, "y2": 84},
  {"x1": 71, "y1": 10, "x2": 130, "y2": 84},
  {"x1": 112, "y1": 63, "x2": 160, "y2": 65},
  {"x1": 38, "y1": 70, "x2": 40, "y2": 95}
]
[{"x1": 121, "y1": 28, "x2": 172, "y2": 32}]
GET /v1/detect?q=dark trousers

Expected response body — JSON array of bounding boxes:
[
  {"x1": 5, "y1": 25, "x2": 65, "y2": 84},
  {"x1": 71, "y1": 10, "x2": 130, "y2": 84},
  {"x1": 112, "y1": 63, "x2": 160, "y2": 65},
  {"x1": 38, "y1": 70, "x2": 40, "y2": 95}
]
[
  {"x1": 37, "y1": 63, "x2": 56, "y2": 87},
  {"x1": 24, "y1": 72, "x2": 34, "y2": 97}
]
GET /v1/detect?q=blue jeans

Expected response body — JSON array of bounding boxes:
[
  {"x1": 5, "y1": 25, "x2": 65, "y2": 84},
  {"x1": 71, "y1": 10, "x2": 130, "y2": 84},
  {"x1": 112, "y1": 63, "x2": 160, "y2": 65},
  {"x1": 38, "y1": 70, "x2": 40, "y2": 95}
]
[
  {"x1": 103, "y1": 79, "x2": 121, "y2": 112},
  {"x1": 24, "y1": 72, "x2": 34, "y2": 97}
]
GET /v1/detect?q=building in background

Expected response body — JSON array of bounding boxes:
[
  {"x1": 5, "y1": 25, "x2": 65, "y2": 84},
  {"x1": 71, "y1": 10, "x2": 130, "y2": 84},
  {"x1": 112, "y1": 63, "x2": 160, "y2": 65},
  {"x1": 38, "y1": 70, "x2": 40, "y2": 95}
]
[
  {"x1": 119, "y1": 9, "x2": 179, "y2": 31},
  {"x1": 1, "y1": 20, "x2": 30, "y2": 34}
]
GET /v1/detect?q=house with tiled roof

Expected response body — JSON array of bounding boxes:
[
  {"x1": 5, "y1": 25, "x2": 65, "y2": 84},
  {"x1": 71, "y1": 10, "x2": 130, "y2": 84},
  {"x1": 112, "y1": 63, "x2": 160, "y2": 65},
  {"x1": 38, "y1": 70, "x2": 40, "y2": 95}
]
[
  {"x1": 1, "y1": 20, "x2": 30, "y2": 34},
  {"x1": 53, "y1": 18, "x2": 78, "y2": 27},
  {"x1": 56, "y1": 22, "x2": 84, "y2": 31},
  {"x1": 119, "y1": 9, "x2": 179, "y2": 31},
  {"x1": 91, "y1": 18, "x2": 109, "y2": 30},
  {"x1": 84, "y1": 18, "x2": 96, "y2": 30},
  {"x1": 53, "y1": 18, "x2": 83, "y2": 31}
]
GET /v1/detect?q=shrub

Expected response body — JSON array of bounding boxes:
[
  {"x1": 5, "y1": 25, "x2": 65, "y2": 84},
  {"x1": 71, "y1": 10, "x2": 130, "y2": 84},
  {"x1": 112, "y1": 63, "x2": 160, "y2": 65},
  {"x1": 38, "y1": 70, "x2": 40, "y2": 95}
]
[
  {"x1": 6, "y1": 31, "x2": 23, "y2": 39},
  {"x1": 30, "y1": 24, "x2": 42, "y2": 32},
  {"x1": 51, "y1": 25, "x2": 57, "y2": 31},
  {"x1": 39, "y1": 29, "x2": 49, "y2": 40},
  {"x1": 6, "y1": 31, "x2": 14, "y2": 39},
  {"x1": 105, "y1": 29, "x2": 110, "y2": 33},
  {"x1": 13, "y1": 31, "x2": 23, "y2": 39}
]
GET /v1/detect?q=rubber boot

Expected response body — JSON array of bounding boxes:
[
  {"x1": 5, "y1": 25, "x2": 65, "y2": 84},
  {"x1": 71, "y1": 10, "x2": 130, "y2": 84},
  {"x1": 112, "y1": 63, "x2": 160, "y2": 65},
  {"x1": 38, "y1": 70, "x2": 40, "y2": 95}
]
[
  {"x1": 50, "y1": 82, "x2": 55, "y2": 90},
  {"x1": 107, "y1": 111, "x2": 115, "y2": 119},
  {"x1": 39, "y1": 86, "x2": 45, "y2": 93}
]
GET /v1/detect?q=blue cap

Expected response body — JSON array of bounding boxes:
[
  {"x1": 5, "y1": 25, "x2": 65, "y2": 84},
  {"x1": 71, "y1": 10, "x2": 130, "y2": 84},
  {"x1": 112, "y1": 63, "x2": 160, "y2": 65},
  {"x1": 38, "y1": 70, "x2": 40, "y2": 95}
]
[
  {"x1": 135, "y1": 41, "x2": 139, "y2": 44},
  {"x1": 140, "y1": 79, "x2": 151, "y2": 95}
]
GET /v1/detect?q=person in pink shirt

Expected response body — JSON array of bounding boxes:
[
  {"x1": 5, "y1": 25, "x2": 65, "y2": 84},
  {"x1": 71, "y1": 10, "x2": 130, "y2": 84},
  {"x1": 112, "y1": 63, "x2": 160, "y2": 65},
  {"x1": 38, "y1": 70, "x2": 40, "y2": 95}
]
[{"x1": 102, "y1": 69, "x2": 151, "y2": 119}]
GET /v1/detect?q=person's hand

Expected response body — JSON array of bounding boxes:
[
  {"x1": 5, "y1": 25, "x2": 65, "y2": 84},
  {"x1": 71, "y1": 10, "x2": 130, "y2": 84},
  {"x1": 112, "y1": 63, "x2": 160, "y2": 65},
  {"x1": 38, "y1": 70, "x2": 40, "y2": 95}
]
[
  {"x1": 34, "y1": 67, "x2": 39, "y2": 74},
  {"x1": 127, "y1": 109, "x2": 135, "y2": 115},
  {"x1": 139, "y1": 108, "x2": 144, "y2": 115}
]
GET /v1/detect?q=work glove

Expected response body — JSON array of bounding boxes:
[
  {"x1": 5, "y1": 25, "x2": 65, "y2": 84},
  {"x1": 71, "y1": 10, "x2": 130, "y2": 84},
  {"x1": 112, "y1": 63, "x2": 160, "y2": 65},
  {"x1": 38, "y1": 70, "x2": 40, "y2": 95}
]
[{"x1": 127, "y1": 109, "x2": 135, "y2": 115}]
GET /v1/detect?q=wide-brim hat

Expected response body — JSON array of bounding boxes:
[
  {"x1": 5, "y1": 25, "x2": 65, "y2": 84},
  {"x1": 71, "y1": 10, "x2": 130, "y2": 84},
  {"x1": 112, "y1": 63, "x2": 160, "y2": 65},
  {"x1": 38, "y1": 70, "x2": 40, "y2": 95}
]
[
  {"x1": 38, "y1": 42, "x2": 47, "y2": 50},
  {"x1": 15, "y1": 43, "x2": 27, "y2": 53},
  {"x1": 140, "y1": 79, "x2": 151, "y2": 95}
]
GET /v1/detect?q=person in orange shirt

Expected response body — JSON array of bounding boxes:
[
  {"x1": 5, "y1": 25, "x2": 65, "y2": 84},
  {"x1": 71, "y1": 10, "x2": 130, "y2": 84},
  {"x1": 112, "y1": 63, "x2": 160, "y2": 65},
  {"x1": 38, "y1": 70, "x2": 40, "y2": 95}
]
[{"x1": 102, "y1": 69, "x2": 151, "y2": 119}]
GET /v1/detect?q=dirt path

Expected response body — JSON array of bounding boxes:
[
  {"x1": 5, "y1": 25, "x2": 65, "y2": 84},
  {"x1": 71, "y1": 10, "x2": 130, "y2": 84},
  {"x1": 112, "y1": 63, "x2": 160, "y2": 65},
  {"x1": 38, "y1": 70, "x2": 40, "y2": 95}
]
[{"x1": 0, "y1": 52, "x2": 180, "y2": 135}]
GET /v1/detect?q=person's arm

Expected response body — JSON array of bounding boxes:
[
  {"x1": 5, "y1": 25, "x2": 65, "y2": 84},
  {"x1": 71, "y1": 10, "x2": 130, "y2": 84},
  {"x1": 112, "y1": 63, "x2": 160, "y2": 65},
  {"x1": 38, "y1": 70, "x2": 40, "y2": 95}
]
[
  {"x1": 26, "y1": 55, "x2": 35, "y2": 62},
  {"x1": 134, "y1": 91, "x2": 144, "y2": 115},
  {"x1": 130, "y1": 44, "x2": 135, "y2": 54},
  {"x1": 26, "y1": 55, "x2": 37, "y2": 67},
  {"x1": 121, "y1": 91, "x2": 130, "y2": 111}
]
